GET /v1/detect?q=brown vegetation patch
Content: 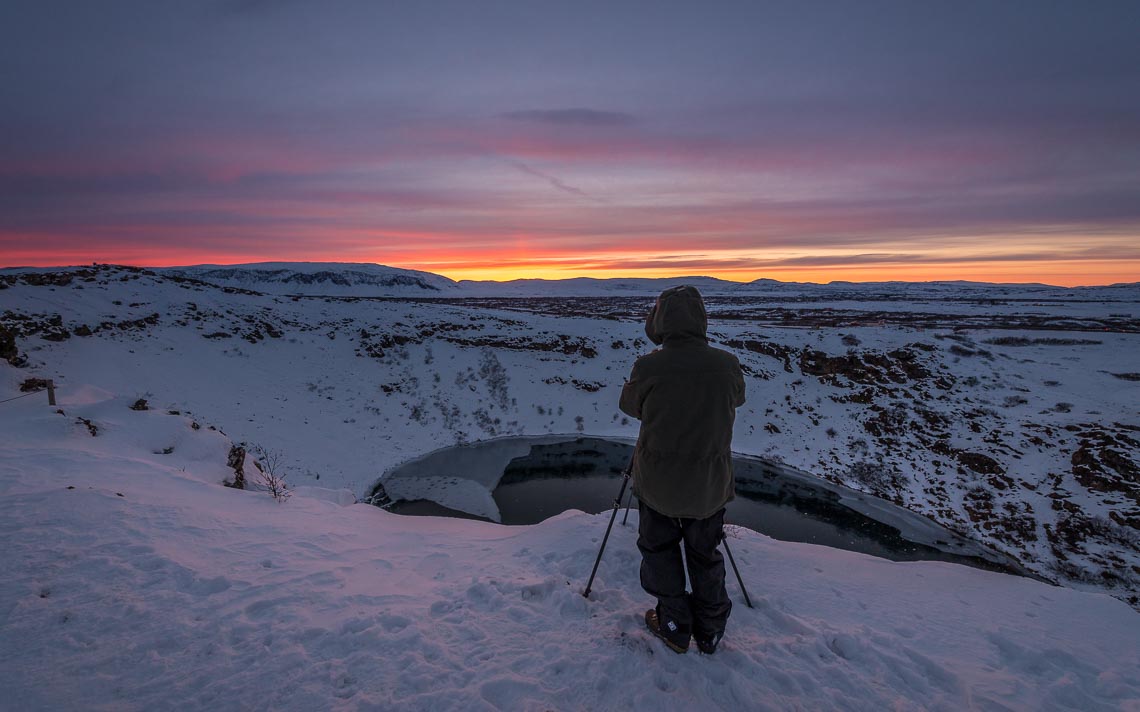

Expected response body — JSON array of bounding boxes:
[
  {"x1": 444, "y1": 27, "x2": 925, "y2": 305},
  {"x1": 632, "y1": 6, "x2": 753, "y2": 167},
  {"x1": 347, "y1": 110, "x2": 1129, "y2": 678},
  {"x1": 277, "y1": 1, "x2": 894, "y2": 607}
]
[
  {"x1": 20, "y1": 378, "x2": 51, "y2": 392},
  {"x1": 798, "y1": 346, "x2": 933, "y2": 386},
  {"x1": 0, "y1": 324, "x2": 23, "y2": 366},
  {"x1": 721, "y1": 339, "x2": 794, "y2": 372},
  {"x1": 444, "y1": 334, "x2": 597, "y2": 358},
  {"x1": 1070, "y1": 426, "x2": 1140, "y2": 502},
  {"x1": 543, "y1": 376, "x2": 604, "y2": 392}
]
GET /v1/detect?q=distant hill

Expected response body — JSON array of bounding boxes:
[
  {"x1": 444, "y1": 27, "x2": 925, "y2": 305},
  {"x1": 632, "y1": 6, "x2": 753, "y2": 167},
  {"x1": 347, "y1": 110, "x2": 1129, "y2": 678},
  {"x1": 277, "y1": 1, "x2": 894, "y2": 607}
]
[
  {"x1": 5, "y1": 261, "x2": 1136, "y2": 298},
  {"x1": 159, "y1": 262, "x2": 457, "y2": 296},
  {"x1": 457, "y1": 275, "x2": 743, "y2": 296}
]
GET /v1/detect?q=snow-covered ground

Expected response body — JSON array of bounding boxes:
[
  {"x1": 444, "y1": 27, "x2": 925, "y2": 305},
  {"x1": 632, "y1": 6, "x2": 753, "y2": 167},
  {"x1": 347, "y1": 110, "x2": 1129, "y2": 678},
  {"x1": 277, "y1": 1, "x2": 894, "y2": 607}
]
[
  {"x1": 2, "y1": 264, "x2": 1137, "y2": 605},
  {"x1": 1, "y1": 394, "x2": 1138, "y2": 711},
  {"x1": 1, "y1": 262, "x2": 1138, "y2": 707}
]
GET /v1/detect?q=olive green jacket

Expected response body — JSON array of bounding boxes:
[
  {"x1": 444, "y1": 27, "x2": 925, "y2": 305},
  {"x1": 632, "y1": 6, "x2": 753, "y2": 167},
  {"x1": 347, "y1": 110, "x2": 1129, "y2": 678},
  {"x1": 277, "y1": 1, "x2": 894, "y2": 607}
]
[{"x1": 619, "y1": 286, "x2": 745, "y2": 519}]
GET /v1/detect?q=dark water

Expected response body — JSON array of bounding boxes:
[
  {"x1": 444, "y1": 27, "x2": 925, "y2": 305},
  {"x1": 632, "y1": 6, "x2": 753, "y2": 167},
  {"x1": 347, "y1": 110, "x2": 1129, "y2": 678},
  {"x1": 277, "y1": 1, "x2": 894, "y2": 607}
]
[{"x1": 378, "y1": 436, "x2": 1025, "y2": 575}]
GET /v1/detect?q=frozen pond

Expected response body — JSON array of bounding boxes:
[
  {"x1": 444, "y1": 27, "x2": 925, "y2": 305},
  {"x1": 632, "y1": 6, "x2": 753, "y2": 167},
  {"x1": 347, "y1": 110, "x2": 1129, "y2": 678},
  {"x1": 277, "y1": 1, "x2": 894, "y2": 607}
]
[{"x1": 369, "y1": 436, "x2": 1027, "y2": 575}]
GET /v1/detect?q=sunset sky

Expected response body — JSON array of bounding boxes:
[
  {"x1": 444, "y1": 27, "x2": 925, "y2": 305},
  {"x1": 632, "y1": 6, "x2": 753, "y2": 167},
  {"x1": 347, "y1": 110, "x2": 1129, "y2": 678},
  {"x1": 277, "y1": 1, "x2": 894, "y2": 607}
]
[{"x1": 2, "y1": 1, "x2": 1138, "y2": 285}]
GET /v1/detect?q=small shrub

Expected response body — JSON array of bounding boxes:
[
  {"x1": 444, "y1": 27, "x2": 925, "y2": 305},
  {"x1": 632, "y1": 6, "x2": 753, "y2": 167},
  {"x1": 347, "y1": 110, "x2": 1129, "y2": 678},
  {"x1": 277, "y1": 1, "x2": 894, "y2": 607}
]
[
  {"x1": 965, "y1": 484, "x2": 992, "y2": 501},
  {"x1": 848, "y1": 459, "x2": 906, "y2": 492},
  {"x1": 1034, "y1": 338, "x2": 1101, "y2": 346},
  {"x1": 251, "y1": 445, "x2": 291, "y2": 503},
  {"x1": 479, "y1": 350, "x2": 511, "y2": 410},
  {"x1": 985, "y1": 336, "x2": 1102, "y2": 347},
  {"x1": 1057, "y1": 512, "x2": 1140, "y2": 550},
  {"x1": 984, "y1": 336, "x2": 1032, "y2": 347}
]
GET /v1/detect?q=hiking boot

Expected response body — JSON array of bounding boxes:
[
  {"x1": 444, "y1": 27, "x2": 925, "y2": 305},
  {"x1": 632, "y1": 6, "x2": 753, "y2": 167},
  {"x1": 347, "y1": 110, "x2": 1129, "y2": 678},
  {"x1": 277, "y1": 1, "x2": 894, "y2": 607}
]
[
  {"x1": 645, "y1": 608, "x2": 690, "y2": 654},
  {"x1": 694, "y1": 632, "x2": 722, "y2": 655}
]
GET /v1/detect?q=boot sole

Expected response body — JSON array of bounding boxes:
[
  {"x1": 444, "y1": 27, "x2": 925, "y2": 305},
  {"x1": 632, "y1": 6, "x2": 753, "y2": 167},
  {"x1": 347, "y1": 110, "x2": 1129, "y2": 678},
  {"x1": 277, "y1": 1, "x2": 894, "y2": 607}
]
[{"x1": 645, "y1": 611, "x2": 689, "y2": 654}]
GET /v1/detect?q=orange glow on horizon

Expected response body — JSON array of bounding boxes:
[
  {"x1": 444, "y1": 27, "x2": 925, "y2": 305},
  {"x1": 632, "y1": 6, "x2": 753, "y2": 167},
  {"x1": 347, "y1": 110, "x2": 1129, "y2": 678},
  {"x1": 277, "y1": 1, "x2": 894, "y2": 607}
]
[
  {"x1": 4, "y1": 236, "x2": 1138, "y2": 288},
  {"x1": 408, "y1": 260, "x2": 1140, "y2": 287}
]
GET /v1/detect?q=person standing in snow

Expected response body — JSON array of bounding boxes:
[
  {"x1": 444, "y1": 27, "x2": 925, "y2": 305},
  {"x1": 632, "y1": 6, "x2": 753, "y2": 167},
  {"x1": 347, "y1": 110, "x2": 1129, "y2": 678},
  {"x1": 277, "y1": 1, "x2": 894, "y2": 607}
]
[{"x1": 619, "y1": 285, "x2": 746, "y2": 655}]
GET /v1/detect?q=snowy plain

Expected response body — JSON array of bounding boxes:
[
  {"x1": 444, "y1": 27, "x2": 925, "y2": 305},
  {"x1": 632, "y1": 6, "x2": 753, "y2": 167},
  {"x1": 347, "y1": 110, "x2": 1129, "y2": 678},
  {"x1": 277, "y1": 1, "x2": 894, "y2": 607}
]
[{"x1": 1, "y1": 263, "x2": 1138, "y2": 709}]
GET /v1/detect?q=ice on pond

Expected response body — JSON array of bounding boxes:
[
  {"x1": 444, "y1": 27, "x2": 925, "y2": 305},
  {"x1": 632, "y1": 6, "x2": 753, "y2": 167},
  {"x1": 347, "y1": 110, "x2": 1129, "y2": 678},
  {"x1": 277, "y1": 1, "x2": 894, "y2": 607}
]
[{"x1": 373, "y1": 435, "x2": 1028, "y2": 576}]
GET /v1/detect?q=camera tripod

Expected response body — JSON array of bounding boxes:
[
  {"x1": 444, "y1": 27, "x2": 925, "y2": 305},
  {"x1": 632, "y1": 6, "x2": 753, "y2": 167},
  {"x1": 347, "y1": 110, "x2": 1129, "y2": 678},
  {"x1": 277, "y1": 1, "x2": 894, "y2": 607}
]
[{"x1": 582, "y1": 458, "x2": 753, "y2": 608}]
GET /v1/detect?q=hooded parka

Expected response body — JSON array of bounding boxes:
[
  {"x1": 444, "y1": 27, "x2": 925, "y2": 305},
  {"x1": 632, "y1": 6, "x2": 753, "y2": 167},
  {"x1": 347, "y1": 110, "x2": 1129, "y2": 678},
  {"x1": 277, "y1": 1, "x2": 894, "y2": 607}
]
[{"x1": 619, "y1": 285, "x2": 745, "y2": 519}]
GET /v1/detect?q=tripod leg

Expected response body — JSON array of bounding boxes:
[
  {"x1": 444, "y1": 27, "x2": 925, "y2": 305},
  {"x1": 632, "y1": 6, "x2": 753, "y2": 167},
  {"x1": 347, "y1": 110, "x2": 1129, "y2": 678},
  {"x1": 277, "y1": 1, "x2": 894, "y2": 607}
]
[
  {"x1": 721, "y1": 533, "x2": 754, "y2": 609},
  {"x1": 582, "y1": 473, "x2": 630, "y2": 599},
  {"x1": 620, "y1": 487, "x2": 635, "y2": 526}
]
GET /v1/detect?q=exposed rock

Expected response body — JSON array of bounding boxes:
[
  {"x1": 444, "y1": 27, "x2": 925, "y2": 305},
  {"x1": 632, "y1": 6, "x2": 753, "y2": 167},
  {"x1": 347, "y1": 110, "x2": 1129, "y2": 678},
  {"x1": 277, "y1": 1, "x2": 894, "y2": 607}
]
[
  {"x1": 443, "y1": 334, "x2": 597, "y2": 358},
  {"x1": 0, "y1": 324, "x2": 24, "y2": 366},
  {"x1": 799, "y1": 347, "x2": 933, "y2": 386},
  {"x1": 14, "y1": 268, "x2": 99, "y2": 287},
  {"x1": 365, "y1": 482, "x2": 393, "y2": 508},
  {"x1": 20, "y1": 378, "x2": 51, "y2": 392},
  {"x1": 1070, "y1": 426, "x2": 1140, "y2": 502},
  {"x1": 957, "y1": 451, "x2": 1006, "y2": 476},
  {"x1": 92, "y1": 313, "x2": 160, "y2": 333},
  {"x1": 543, "y1": 376, "x2": 603, "y2": 392},
  {"x1": 2, "y1": 312, "x2": 73, "y2": 342},
  {"x1": 722, "y1": 339, "x2": 794, "y2": 372},
  {"x1": 225, "y1": 446, "x2": 247, "y2": 489}
]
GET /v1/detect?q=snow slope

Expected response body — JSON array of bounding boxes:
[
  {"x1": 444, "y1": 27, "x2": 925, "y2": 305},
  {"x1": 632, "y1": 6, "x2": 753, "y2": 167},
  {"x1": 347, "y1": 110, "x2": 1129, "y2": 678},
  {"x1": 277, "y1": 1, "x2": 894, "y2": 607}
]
[
  {"x1": 160, "y1": 262, "x2": 458, "y2": 296},
  {"x1": 2, "y1": 394, "x2": 1138, "y2": 711},
  {"x1": 2, "y1": 264, "x2": 1138, "y2": 609}
]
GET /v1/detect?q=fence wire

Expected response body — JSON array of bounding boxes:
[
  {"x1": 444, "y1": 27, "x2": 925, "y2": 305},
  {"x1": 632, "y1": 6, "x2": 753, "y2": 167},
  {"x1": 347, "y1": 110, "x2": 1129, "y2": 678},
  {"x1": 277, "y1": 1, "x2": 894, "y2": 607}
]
[{"x1": 0, "y1": 389, "x2": 46, "y2": 405}]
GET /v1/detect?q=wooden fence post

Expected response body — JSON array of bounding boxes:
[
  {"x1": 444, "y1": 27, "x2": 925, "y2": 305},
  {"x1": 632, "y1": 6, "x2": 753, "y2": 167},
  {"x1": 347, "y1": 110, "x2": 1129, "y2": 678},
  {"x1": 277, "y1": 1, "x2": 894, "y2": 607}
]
[{"x1": 47, "y1": 379, "x2": 56, "y2": 406}]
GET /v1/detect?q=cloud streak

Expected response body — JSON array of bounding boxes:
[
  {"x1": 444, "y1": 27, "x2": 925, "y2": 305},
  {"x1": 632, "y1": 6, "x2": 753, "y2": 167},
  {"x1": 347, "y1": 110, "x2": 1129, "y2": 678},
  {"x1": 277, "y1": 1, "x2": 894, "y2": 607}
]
[{"x1": 511, "y1": 163, "x2": 601, "y2": 202}]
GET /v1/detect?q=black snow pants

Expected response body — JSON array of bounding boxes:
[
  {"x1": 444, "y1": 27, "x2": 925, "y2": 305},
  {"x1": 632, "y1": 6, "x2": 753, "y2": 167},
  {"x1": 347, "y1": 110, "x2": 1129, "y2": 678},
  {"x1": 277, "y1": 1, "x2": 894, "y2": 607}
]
[{"x1": 637, "y1": 500, "x2": 731, "y2": 639}]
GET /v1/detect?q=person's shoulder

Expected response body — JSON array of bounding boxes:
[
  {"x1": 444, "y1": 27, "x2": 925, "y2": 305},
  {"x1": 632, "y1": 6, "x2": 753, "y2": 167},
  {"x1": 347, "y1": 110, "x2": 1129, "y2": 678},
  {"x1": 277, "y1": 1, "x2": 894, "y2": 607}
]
[{"x1": 632, "y1": 347, "x2": 666, "y2": 368}]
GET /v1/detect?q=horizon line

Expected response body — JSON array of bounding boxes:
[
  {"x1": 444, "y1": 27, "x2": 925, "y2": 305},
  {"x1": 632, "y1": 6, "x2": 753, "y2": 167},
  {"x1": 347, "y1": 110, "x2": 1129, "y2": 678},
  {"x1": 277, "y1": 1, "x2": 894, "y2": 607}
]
[{"x1": 2, "y1": 260, "x2": 1136, "y2": 289}]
